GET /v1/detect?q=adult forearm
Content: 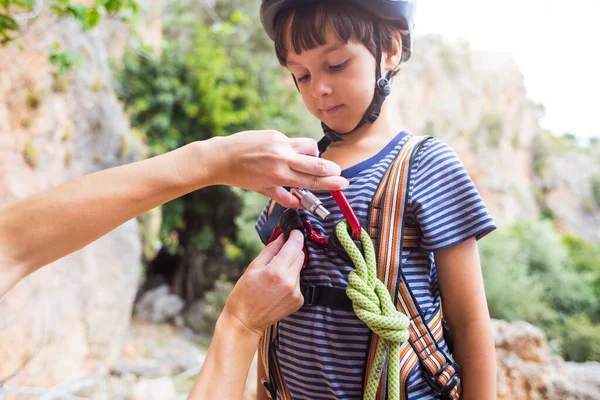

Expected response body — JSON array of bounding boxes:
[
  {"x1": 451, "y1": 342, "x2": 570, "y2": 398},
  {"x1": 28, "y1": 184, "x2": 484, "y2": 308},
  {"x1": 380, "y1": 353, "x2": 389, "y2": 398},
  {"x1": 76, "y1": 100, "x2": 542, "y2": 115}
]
[
  {"x1": 452, "y1": 318, "x2": 497, "y2": 400},
  {"x1": 189, "y1": 312, "x2": 260, "y2": 400},
  {"x1": 0, "y1": 141, "x2": 211, "y2": 294},
  {"x1": 0, "y1": 129, "x2": 346, "y2": 297}
]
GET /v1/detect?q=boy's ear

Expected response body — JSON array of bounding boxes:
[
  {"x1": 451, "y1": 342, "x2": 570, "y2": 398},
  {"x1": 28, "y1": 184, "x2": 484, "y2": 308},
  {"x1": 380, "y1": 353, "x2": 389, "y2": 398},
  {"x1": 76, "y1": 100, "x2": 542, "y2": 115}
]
[{"x1": 383, "y1": 32, "x2": 403, "y2": 73}]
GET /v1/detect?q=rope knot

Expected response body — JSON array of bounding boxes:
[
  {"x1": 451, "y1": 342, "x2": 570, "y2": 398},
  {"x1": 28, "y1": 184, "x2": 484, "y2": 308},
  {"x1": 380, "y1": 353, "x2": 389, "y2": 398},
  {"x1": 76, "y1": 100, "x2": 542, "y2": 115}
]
[{"x1": 335, "y1": 221, "x2": 410, "y2": 400}]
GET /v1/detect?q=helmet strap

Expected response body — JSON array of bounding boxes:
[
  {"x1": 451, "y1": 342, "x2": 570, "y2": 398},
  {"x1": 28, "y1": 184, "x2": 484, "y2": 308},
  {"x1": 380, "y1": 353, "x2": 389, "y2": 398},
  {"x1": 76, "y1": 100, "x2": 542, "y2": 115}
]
[
  {"x1": 290, "y1": 25, "x2": 401, "y2": 144},
  {"x1": 321, "y1": 24, "x2": 399, "y2": 142}
]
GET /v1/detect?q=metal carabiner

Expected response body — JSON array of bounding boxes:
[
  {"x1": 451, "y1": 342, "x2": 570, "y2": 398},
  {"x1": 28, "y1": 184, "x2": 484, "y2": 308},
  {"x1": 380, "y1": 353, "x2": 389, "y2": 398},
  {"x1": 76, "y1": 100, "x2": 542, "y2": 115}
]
[{"x1": 291, "y1": 188, "x2": 361, "y2": 240}]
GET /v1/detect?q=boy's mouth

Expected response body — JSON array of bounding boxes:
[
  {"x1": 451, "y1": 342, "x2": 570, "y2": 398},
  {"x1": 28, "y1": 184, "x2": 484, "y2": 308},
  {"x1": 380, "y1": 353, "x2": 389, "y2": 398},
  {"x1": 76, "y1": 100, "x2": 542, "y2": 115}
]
[{"x1": 321, "y1": 104, "x2": 343, "y2": 115}]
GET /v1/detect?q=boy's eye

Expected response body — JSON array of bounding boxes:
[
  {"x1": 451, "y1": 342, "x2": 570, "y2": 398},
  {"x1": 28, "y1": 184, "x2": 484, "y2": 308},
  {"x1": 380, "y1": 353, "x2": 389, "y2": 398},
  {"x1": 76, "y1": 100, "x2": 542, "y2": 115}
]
[
  {"x1": 297, "y1": 74, "x2": 310, "y2": 83},
  {"x1": 329, "y1": 60, "x2": 348, "y2": 71}
]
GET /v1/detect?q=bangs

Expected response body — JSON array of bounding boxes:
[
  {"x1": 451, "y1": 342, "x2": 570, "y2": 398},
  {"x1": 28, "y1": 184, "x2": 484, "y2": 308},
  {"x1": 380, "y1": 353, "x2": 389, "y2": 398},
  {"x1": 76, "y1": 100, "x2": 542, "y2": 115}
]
[{"x1": 274, "y1": 3, "x2": 378, "y2": 66}]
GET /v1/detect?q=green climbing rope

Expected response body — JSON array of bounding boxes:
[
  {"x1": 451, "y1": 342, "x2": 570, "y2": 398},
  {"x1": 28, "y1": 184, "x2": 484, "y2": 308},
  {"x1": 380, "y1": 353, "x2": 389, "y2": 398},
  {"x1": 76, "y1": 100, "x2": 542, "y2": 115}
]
[{"x1": 336, "y1": 221, "x2": 410, "y2": 400}]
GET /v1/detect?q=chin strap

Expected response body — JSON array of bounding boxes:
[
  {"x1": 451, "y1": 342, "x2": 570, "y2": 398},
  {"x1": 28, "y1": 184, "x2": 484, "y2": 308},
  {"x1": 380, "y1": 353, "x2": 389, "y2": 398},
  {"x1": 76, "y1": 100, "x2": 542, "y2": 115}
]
[{"x1": 289, "y1": 24, "x2": 400, "y2": 143}]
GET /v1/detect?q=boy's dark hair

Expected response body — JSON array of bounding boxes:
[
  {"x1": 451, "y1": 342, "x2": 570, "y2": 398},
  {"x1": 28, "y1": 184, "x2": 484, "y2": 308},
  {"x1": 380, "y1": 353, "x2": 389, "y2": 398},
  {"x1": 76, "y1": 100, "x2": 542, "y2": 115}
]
[{"x1": 273, "y1": 1, "x2": 410, "y2": 71}]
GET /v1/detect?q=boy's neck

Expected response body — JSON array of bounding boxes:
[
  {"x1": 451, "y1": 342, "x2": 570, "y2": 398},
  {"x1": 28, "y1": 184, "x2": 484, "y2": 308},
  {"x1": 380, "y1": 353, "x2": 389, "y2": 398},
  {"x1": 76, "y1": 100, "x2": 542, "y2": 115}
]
[
  {"x1": 327, "y1": 103, "x2": 401, "y2": 151},
  {"x1": 320, "y1": 103, "x2": 402, "y2": 171}
]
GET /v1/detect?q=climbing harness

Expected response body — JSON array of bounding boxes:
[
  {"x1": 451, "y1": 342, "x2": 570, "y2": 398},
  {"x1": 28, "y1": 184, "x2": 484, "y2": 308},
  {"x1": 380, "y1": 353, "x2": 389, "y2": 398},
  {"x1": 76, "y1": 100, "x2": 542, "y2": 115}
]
[{"x1": 259, "y1": 136, "x2": 462, "y2": 400}]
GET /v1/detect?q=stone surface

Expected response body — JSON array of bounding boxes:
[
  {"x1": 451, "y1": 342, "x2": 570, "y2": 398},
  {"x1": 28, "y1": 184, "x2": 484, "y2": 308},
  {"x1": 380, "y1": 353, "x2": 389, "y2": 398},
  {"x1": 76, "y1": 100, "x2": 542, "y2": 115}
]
[
  {"x1": 493, "y1": 319, "x2": 600, "y2": 400},
  {"x1": 131, "y1": 377, "x2": 177, "y2": 400},
  {"x1": 0, "y1": 16, "x2": 144, "y2": 390},
  {"x1": 392, "y1": 36, "x2": 600, "y2": 241},
  {"x1": 134, "y1": 284, "x2": 185, "y2": 323}
]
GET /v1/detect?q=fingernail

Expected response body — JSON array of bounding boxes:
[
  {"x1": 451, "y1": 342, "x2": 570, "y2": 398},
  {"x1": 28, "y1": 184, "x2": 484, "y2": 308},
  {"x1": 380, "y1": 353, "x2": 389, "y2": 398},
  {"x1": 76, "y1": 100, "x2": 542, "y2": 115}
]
[
  {"x1": 290, "y1": 230, "x2": 304, "y2": 242},
  {"x1": 342, "y1": 179, "x2": 350, "y2": 189}
]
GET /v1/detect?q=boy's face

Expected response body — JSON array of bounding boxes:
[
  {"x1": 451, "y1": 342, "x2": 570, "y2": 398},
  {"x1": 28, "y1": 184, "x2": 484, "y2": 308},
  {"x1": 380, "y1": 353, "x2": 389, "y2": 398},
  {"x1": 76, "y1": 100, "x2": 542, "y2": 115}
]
[{"x1": 285, "y1": 28, "x2": 377, "y2": 134}]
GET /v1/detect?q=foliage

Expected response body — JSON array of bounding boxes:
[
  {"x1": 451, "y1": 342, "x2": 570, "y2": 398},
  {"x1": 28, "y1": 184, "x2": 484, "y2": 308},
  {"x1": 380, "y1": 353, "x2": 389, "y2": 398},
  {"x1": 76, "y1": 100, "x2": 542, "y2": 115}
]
[
  {"x1": 228, "y1": 189, "x2": 269, "y2": 266},
  {"x1": 562, "y1": 234, "x2": 600, "y2": 321},
  {"x1": 591, "y1": 174, "x2": 600, "y2": 209},
  {"x1": 531, "y1": 134, "x2": 552, "y2": 178},
  {"x1": 478, "y1": 113, "x2": 504, "y2": 147},
  {"x1": 481, "y1": 220, "x2": 600, "y2": 361},
  {"x1": 552, "y1": 315, "x2": 600, "y2": 362},
  {"x1": 24, "y1": 89, "x2": 41, "y2": 108},
  {"x1": 119, "y1": 14, "x2": 298, "y2": 247},
  {"x1": 49, "y1": 42, "x2": 79, "y2": 74},
  {"x1": 22, "y1": 141, "x2": 38, "y2": 168},
  {"x1": 118, "y1": 7, "x2": 301, "y2": 301},
  {"x1": 1, "y1": 0, "x2": 138, "y2": 73},
  {"x1": 423, "y1": 120, "x2": 435, "y2": 136},
  {"x1": 200, "y1": 276, "x2": 234, "y2": 333},
  {"x1": 0, "y1": 0, "x2": 138, "y2": 44},
  {"x1": 438, "y1": 42, "x2": 458, "y2": 74},
  {"x1": 480, "y1": 227, "x2": 556, "y2": 324}
]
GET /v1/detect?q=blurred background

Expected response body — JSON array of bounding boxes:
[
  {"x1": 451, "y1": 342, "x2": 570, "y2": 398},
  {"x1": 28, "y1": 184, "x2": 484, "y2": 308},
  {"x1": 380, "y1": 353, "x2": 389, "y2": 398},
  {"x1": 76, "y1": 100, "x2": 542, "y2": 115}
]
[{"x1": 0, "y1": 0, "x2": 599, "y2": 399}]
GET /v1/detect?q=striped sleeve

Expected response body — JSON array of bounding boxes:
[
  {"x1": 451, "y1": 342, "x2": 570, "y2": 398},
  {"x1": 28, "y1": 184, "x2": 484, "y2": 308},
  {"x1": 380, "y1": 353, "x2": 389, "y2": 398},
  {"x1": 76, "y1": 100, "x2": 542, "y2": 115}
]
[
  {"x1": 411, "y1": 139, "x2": 496, "y2": 252},
  {"x1": 254, "y1": 199, "x2": 272, "y2": 236}
]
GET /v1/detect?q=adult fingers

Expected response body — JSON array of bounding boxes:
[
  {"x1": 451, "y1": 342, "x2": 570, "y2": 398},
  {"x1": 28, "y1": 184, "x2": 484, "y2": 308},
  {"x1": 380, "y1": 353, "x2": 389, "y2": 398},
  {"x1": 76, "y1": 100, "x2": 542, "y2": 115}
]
[
  {"x1": 246, "y1": 234, "x2": 285, "y2": 272},
  {"x1": 288, "y1": 153, "x2": 342, "y2": 177},
  {"x1": 265, "y1": 187, "x2": 301, "y2": 209},
  {"x1": 266, "y1": 230, "x2": 304, "y2": 270},
  {"x1": 289, "y1": 137, "x2": 319, "y2": 157},
  {"x1": 283, "y1": 172, "x2": 349, "y2": 192},
  {"x1": 289, "y1": 245, "x2": 305, "y2": 274}
]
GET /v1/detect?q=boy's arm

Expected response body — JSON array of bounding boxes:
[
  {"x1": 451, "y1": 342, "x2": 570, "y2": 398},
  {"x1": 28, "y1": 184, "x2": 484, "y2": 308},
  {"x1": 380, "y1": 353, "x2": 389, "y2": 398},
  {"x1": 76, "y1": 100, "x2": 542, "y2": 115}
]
[{"x1": 434, "y1": 237, "x2": 497, "y2": 400}]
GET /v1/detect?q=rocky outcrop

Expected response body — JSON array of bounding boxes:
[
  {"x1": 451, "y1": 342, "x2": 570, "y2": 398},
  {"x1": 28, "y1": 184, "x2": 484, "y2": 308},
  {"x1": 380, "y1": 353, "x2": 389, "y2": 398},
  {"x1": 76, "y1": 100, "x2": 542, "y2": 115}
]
[
  {"x1": 493, "y1": 319, "x2": 600, "y2": 399},
  {"x1": 536, "y1": 137, "x2": 600, "y2": 241},
  {"x1": 0, "y1": 18, "x2": 144, "y2": 388},
  {"x1": 392, "y1": 36, "x2": 600, "y2": 241}
]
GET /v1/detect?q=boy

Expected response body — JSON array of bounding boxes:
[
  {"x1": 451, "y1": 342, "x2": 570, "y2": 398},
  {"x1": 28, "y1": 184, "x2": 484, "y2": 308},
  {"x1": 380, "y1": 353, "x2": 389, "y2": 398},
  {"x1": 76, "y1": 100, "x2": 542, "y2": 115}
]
[{"x1": 255, "y1": 1, "x2": 497, "y2": 399}]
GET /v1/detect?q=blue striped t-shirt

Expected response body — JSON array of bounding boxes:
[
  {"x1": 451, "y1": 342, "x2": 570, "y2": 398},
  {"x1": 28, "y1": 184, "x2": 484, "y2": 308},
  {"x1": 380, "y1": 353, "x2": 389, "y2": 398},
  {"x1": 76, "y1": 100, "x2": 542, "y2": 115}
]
[{"x1": 255, "y1": 132, "x2": 496, "y2": 399}]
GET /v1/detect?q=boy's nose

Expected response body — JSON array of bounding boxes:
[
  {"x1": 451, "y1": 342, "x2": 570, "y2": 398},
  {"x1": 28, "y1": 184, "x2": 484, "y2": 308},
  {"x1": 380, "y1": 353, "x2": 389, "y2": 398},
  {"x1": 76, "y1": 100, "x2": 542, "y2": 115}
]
[{"x1": 310, "y1": 77, "x2": 332, "y2": 98}]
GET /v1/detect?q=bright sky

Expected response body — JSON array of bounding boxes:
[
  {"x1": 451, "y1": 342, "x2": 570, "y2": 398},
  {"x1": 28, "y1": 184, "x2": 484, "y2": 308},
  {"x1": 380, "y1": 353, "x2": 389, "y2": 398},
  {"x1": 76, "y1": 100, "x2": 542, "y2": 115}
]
[{"x1": 417, "y1": 0, "x2": 600, "y2": 139}]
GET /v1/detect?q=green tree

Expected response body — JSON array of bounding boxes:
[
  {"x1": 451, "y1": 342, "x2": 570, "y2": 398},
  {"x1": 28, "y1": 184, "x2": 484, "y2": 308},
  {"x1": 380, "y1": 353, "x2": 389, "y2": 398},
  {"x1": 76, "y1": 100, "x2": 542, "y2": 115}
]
[
  {"x1": 562, "y1": 234, "x2": 600, "y2": 321},
  {"x1": 479, "y1": 227, "x2": 556, "y2": 324},
  {"x1": 510, "y1": 220, "x2": 597, "y2": 316},
  {"x1": 481, "y1": 220, "x2": 600, "y2": 361},
  {"x1": 118, "y1": 13, "x2": 299, "y2": 302},
  {"x1": 553, "y1": 314, "x2": 600, "y2": 362}
]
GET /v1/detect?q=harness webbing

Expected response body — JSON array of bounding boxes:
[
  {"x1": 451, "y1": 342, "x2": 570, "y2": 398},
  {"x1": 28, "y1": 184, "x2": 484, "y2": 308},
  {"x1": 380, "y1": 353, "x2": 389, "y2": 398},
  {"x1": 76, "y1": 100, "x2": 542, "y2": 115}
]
[
  {"x1": 259, "y1": 136, "x2": 462, "y2": 400},
  {"x1": 366, "y1": 136, "x2": 461, "y2": 400}
]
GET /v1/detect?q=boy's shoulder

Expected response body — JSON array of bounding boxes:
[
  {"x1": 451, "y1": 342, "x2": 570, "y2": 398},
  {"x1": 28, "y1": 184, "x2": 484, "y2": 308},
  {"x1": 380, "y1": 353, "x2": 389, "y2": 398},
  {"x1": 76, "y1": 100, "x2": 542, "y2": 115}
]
[
  {"x1": 400, "y1": 133, "x2": 460, "y2": 167},
  {"x1": 406, "y1": 135, "x2": 468, "y2": 187}
]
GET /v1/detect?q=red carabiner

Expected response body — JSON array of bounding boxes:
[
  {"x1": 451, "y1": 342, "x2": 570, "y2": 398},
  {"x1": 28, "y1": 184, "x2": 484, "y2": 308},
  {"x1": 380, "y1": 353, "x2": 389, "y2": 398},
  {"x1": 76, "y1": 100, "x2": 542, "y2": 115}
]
[
  {"x1": 289, "y1": 187, "x2": 362, "y2": 240},
  {"x1": 330, "y1": 190, "x2": 361, "y2": 240}
]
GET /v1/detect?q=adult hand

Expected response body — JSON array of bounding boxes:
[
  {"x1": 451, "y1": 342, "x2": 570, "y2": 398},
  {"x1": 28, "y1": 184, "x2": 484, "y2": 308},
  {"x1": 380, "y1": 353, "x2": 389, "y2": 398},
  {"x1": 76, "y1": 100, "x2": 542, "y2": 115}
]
[
  {"x1": 222, "y1": 230, "x2": 305, "y2": 337},
  {"x1": 208, "y1": 130, "x2": 348, "y2": 208},
  {"x1": 188, "y1": 231, "x2": 305, "y2": 399}
]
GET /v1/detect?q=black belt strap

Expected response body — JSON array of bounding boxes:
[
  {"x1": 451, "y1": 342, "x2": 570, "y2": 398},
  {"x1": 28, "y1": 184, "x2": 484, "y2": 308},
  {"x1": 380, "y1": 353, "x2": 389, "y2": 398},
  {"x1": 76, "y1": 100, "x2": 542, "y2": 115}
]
[{"x1": 300, "y1": 283, "x2": 353, "y2": 310}]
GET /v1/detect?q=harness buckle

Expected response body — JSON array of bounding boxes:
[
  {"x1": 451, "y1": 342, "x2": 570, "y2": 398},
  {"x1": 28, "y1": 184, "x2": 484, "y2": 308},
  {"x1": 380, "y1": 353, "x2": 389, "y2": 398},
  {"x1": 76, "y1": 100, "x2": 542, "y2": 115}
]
[
  {"x1": 421, "y1": 355, "x2": 461, "y2": 397},
  {"x1": 300, "y1": 284, "x2": 318, "y2": 306}
]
